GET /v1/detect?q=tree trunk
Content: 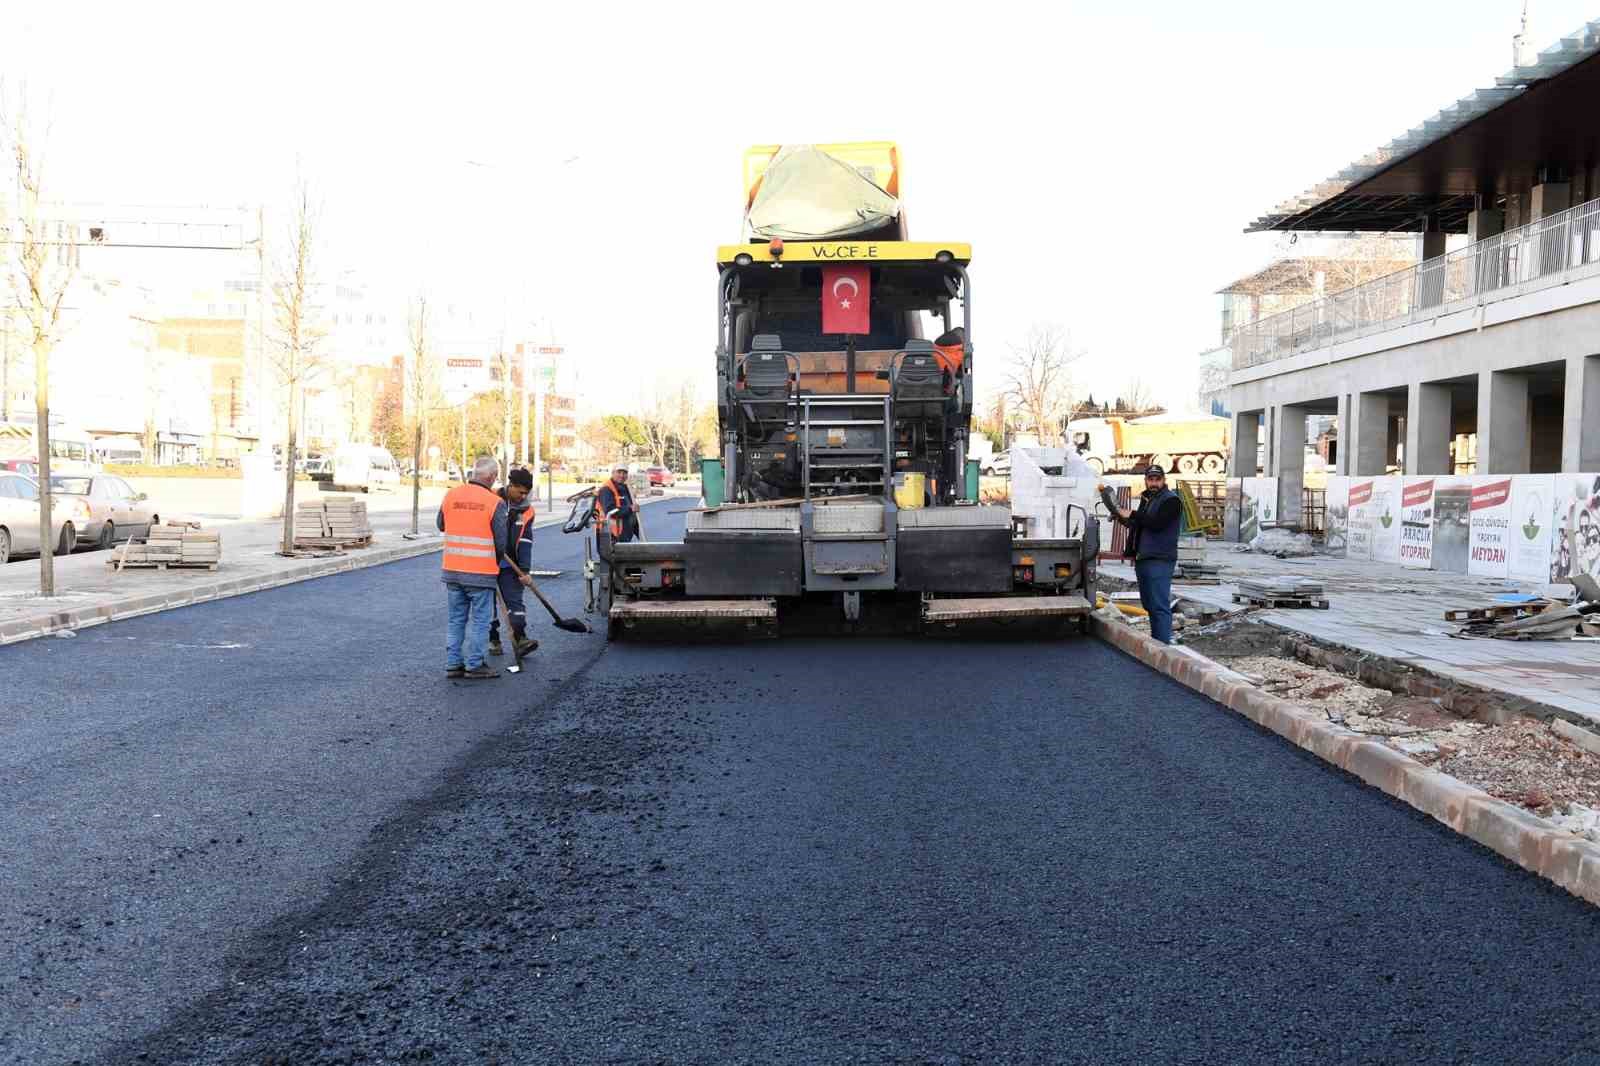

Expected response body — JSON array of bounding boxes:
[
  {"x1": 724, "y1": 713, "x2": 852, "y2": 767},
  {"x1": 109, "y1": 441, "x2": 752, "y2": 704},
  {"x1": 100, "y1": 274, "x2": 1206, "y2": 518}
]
[
  {"x1": 411, "y1": 419, "x2": 423, "y2": 535},
  {"x1": 34, "y1": 337, "x2": 54, "y2": 597},
  {"x1": 280, "y1": 378, "x2": 298, "y2": 554}
]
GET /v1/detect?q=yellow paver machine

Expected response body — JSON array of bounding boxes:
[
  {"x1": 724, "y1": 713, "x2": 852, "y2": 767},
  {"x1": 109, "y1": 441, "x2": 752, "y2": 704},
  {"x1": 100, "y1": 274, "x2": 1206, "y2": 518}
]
[{"x1": 597, "y1": 143, "x2": 1097, "y2": 638}]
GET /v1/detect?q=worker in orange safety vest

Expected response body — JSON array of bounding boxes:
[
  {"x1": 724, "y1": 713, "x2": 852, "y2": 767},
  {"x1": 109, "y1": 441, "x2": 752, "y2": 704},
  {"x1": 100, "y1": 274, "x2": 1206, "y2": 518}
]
[
  {"x1": 437, "y1": 456, "x2": 513, "y2": 679},
  {"x1": 594, "y1": 464, "x2": 639, "y2": 546},
  {"x1": 488, "y1": 467, "x2": 540, "y2": 658}
]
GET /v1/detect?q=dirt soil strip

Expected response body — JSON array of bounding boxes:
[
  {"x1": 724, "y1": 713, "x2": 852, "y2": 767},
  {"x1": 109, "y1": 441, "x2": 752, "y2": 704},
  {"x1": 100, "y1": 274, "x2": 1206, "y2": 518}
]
[{"x1": 1092, "y1": 613, "x2": 1600, "y2": 907}]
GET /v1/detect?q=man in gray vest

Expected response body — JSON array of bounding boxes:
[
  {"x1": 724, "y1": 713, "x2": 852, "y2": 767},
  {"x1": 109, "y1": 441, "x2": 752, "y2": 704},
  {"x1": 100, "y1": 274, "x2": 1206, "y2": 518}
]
[{"x1": 1101, "y1": 465, "x2": 1182, "y2": 644}]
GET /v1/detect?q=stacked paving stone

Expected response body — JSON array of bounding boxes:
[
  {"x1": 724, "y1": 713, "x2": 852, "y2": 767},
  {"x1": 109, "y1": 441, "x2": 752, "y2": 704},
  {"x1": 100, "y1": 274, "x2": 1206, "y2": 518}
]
[
  {"x1": 110, "y1": 524, "x2": 222, "y2": 570},
  {"x1": 293, "y1": 496, "x2": 373, "y2": 548},
  {"x1": 1235, "y1": 575, "x2": 1327, "y2": 608}
]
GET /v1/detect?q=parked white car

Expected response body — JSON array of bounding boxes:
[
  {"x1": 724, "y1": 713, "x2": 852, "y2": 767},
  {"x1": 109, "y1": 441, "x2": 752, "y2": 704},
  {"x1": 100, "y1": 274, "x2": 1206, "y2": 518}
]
[
  {"x1": 332, "y1": 445, "x2": 401, "y2": 493},
  {"x1": 0, "y1": 472, "x2": 89, "y2": 563}
]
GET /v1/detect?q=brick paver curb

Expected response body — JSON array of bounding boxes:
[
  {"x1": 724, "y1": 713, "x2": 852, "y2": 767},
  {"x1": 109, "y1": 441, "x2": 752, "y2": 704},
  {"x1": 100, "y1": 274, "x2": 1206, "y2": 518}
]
[
  {"x1": 0, "y1": 538, "x2": 444, "y2": 646},
  {"x1": 1092, "y1": 613, "x2": 1600, "y2": 907}
]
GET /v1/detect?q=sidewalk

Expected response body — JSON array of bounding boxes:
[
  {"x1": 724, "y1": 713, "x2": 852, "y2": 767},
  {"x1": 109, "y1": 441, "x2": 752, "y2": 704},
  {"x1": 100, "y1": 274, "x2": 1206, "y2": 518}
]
[
  {"x1": 0, "y1": 485, "x2": 681, "y2": 646},
  {"x1": 1100, "y1": 550, "x2": 1600, "y2": 725}
]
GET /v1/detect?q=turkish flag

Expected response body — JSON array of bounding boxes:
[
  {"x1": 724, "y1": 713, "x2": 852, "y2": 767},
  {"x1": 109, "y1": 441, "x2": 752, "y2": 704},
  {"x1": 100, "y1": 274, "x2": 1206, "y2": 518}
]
[{"x1": 822, "y1": 265, "x2": 871, "y2": 335}]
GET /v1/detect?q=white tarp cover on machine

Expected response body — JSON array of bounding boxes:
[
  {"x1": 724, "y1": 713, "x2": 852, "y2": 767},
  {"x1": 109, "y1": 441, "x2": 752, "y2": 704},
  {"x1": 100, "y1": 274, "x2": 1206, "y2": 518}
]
[{"x1": 745, "y1": 146, "x2": 900, "y2": 240}]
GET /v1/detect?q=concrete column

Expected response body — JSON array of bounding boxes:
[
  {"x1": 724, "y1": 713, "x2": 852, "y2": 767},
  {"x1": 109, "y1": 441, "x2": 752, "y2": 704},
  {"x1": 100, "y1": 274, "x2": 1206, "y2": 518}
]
[
  {"x1": 1352, "y1": 392, "x2": 1390, "y2": 476},
  {"x1": 1406, "y1": 382, "x2": 1453, "y2": 475},
  {"x1": 1564, "y1": 354, "x2": 1600, "y2": 471},
  {"x1": 1274, "y1": 404, "x2": 1308, "y2": 528},
  {"x1": 1531, "y1": 182, "x2": 1571, "y2": 221},
  {"x1": 1230, "y1": 411, "x2": 1260, "y2": 477},
  {"x1": 1479, "y1": 369, "x2": 1531, "y2": 474},
  {"x1": 1467, "y1": 209, "x2": 1505, "y2": 243},
  {"x1": 1420, "y1": 231, "x2": 1447, "y2": 260}
]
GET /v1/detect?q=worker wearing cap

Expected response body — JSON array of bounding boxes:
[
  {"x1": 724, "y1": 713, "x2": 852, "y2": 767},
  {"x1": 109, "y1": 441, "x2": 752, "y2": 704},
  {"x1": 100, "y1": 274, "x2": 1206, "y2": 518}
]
[
  {"x1": 1101, "y1": 465, "x2": 1182, "y2": 644},
  {"x1": 594, "y1": 465, "x2": 639, "y2": 546},
  {"x1": 488, "y1": 467, "x2": 540, "y2": 659},
  {"x1": 437, "y1": 456, "x2": 511, "y2": 679}
]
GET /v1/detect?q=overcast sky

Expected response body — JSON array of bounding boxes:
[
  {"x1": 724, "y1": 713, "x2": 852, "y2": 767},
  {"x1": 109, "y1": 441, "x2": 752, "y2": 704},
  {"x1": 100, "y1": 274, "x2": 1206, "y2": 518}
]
[{"x1": 10, "y1": 0, "x2": 1596, "y2": 413}]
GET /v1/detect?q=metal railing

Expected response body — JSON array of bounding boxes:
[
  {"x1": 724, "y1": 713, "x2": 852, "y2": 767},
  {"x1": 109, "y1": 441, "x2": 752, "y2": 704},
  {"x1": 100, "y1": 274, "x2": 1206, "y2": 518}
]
[{"x1": 1232, "y1": 196, "x2": 1600, "y2": 370}]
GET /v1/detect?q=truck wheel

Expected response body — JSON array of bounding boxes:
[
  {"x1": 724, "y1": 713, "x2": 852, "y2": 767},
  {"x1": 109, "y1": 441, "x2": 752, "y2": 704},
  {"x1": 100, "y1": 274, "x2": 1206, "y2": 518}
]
[
  {"x1": 1177, "y1": 455, "x2": 1199, "y2": 474},
  {"x1": 1201, "y1": 454, "x2": 1224, "y2": 475},
  {"x1": 1152, "y1": 453, "x2": 1174, "y2": 472},
  {"x1": 1087, "y1": 457, "x2": 1104, "y2": 475}
]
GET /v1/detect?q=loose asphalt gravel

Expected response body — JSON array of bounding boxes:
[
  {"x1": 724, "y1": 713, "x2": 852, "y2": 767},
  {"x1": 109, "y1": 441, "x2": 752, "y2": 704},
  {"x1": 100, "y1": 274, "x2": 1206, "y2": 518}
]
[{"x1": 4, "y1": 499, "x2": 1600, "y2": 1065}]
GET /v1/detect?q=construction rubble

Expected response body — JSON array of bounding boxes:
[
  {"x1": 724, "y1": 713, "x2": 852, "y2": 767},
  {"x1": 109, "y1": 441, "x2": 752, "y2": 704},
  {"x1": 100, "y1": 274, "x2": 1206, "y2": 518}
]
[
  {"x1": 1220, "y1": 655, "x2": 1600, "y2": 824},
  {"x1": 1449, "y1": 574, "x2": 1600, "y2": 641}
]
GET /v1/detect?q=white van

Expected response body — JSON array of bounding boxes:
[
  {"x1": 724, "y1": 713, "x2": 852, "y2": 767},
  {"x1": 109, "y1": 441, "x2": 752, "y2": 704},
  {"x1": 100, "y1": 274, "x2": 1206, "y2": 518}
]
[{"x1": 332, "y1": 445, "x2": 401, "y2": 493}]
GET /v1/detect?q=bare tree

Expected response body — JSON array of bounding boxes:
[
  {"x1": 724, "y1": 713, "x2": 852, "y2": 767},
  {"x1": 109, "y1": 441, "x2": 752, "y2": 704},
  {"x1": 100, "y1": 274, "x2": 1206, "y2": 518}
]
[
  {"x1": 2, "y1": 90, "x2": 77, "y2": 595},
  {"x1": 405, "y1": 293, "x2": 439, "y2": 534},
  {"x1": 1003, "y1": 324, "x2": 1081, "y2": 447},
  {"x1": 269, "y1": 181, "x2": 327, "y2": 554},
  {"x1": 666, "y1": 381, "x2": 701, "y2": 475},
  {"x1": 1121, "y1": 375, "x2": 1155, "y2": 415},
  {"x1": 636, "y1": 389, "x2": 672, "y2": 469}
]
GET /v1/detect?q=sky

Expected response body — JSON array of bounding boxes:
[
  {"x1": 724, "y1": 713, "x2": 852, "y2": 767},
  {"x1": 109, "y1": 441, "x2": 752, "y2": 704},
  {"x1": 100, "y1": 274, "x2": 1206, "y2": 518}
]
[{"x1": 9, "y1": 0, "x2": 1598, "y2": 415}]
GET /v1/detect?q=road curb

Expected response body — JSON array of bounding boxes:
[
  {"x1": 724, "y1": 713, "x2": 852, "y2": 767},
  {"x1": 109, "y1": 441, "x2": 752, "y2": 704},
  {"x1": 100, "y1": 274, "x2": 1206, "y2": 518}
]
[
  {"x1": 1091, "y1": 613, "x2": 1600, "y2": 907},
  {"x1": 0, "y1": 538, "x2": 444, "y2": 647}
]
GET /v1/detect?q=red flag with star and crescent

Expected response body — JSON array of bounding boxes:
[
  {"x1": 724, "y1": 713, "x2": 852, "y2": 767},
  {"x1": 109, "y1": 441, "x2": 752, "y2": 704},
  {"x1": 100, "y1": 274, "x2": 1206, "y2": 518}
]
[{"x1": 822, "y1": 265, "x2": 871, "y2": 335}]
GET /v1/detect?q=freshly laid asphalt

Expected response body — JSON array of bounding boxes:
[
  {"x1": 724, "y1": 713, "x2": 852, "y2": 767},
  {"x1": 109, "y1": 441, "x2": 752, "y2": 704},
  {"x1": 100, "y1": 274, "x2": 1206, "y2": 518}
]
[{"x1": 4, "y1": 499, "x2": 1600, "y2": 1065}]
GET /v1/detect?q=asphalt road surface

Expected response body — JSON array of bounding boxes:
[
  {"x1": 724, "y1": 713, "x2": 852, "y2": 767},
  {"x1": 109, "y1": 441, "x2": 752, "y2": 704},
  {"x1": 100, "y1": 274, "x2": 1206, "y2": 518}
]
[{"x1": 5, "y1": 499, "x2": 1600, "y2": 1065}]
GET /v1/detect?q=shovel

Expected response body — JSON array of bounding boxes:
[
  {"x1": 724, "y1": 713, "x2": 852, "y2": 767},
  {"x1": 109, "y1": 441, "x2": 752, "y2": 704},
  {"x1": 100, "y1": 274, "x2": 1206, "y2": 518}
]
[
  {"x1": 503, "y1": 554, "x2": 593, "y2": 634},
  {"x1": 494, "y1": 590, "x2": 525, "y2": 674}
]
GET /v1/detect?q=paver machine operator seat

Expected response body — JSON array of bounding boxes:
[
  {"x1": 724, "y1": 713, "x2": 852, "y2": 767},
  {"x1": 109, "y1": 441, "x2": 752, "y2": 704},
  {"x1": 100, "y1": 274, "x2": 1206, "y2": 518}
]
[
  {"x1": 890, "y1": 338, "x2": 951, "y2": 420},
  {"x1": 734, "y1": 334, "x2": 799, "y2": 428}
]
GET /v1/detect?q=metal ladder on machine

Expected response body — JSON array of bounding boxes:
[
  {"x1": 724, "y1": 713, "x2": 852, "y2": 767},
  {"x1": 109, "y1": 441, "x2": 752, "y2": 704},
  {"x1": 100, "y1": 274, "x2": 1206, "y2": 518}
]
[{"x1": 798, "y1": 395, "x2": 893, "y2": 500}]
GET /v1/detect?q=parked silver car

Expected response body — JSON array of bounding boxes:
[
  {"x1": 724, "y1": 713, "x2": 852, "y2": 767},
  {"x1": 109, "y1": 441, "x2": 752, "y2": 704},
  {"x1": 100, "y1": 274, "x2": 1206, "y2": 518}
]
[
  {"x1": 50, "y1": 475, "x2": 160, "y2": 549},
  {"x1": 0, "y1": 472, "x2": 87, "y2": 563}
]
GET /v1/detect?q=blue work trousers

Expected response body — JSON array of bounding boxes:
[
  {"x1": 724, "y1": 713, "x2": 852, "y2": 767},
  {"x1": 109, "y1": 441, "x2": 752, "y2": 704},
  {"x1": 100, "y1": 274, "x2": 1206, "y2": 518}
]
[
  {"x1": 1135, "y1": 557, "x2": 1176, "y2": 644},
  {"x1": 489, "y1": 570, "x2": 526, "y2": 642},
  {"x1": 445, "y1": 583, "x2": 496, "y2": 669}
]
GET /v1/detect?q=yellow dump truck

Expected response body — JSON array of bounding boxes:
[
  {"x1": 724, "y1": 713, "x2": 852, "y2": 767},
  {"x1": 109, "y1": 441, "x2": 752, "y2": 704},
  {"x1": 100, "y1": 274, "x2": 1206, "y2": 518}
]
[{"x1": 1067, "y1": 415, "x2": 1230, "y2": 476}]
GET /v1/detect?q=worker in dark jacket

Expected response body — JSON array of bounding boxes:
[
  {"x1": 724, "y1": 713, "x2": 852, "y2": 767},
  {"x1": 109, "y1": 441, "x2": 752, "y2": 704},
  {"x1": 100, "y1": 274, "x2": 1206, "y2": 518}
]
[
  {"x1": 488, "y1": 467, "x2": 539, "y2": 659},
  {"x1": 1101, "y1": 465, "x2": 1183, "y2": 644},
  {"x1": 594, "y1": 465, "x2": 639, "y2": 547}
]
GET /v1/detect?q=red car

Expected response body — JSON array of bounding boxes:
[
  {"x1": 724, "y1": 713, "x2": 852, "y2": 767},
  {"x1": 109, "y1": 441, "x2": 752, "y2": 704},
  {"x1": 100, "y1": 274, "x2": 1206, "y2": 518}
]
[{"x1": 646, "y1": 466, "x2": 675, "y2": 488}]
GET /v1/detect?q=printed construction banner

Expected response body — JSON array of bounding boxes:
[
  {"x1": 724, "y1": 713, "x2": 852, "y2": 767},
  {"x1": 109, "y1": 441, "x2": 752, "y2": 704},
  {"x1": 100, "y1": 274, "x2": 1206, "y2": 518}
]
[
  {"x1": 1431, "y1": 477, "x2": 1473, "y2": 574},
  {"x1": 1324, "y1": 476, "x2": 1350, "y2": 557},
  {"x1": 1369, "y1": 476, "x2": 1403, "y2": 565},
  {"x1": 1508, "y1": 475, "x2": 1556, "y2": 583},
  {"x1": 1399, "y1": 478, "x2": 1436, "y2": 569},
  {"x1": 1241, "y1": 478, "x2": 1264, "y2": 541},
  {"x1": 1466, "y1": 477, "x2": 1513, "y2": 578},
  {"x1": 1346, "y1": 477, "x2": 1375, "y2": 562},
  {"x1": 1551, "y1": 472, "x2": 1600, "y2": 584}
]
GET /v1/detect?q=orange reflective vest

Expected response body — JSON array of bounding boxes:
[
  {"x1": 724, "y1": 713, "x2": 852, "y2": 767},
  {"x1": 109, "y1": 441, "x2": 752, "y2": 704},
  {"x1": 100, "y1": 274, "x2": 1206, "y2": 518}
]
[
  {"x1": 442, "y1": 482, "x2": 501, "y2": 576},
  {"x1": 594, "y1": 479, "x2": 627, "y2": 538},
  {"x1": 514, "y1": 505, "x2": 536, "y2": 543}
]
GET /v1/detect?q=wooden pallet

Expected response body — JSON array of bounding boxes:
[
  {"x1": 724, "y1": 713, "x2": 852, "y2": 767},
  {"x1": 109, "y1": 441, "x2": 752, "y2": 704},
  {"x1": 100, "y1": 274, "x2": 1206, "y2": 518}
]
[
  {"x1": 107, "y1": 559, "x2": 218, "y2": 572},
  {"x1": 1233, "y1": 593, "x2": 1329, "y2": 610},
  {"x1": 292, "y1": 535, "x2": 373, "y2": 550},
  {"x1": 1443, "y1": 602, "x2": 1550, "y2": 622}
]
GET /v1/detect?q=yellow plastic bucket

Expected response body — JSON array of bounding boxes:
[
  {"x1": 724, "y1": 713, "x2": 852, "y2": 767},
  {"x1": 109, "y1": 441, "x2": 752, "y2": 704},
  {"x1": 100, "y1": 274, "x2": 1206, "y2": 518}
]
[{"x1": 894, "y1": 472, "x2": 926, "y2": 509}]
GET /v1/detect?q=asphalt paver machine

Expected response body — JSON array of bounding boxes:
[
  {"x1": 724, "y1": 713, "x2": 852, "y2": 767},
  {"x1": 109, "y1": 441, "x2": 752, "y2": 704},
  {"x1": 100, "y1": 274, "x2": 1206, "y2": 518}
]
[{"x1": 595, "y1": 143, "x2": 1096, "y2": 638}]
